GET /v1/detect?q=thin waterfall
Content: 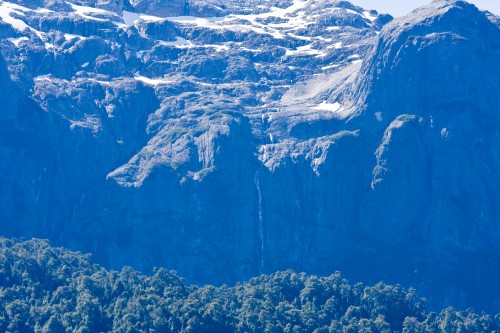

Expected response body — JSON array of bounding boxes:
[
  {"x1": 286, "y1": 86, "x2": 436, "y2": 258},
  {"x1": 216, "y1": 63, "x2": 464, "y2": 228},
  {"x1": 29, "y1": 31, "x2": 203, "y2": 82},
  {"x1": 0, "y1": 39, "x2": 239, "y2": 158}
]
[{"x1": 254, "y1": 170, "x2": 264, "y2": 274}]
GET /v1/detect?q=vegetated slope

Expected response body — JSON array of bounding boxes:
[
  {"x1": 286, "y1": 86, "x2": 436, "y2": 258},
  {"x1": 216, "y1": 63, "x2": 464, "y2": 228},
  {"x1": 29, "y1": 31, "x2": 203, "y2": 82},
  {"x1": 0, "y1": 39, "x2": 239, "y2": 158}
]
[
  {"x1": 0, "y1": 0, "x2": 499, "y2": 312},
  {"x1": 0, "y1": 238, "x2": 499, "y2": 333}
]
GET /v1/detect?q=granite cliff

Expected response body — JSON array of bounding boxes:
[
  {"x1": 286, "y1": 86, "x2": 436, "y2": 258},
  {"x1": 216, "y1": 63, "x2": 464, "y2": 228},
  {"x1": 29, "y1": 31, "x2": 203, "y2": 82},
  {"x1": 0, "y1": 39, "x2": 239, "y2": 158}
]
[{"x1": 0, "y1": 0, "x2": 498, "y2": 311}]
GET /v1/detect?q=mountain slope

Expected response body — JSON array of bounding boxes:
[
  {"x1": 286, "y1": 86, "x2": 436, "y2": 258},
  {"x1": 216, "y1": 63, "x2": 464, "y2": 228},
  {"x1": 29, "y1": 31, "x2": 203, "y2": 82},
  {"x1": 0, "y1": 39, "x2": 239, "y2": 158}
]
[{"x1": 0, "y1": 0, "x2": 499, "y2": 311}]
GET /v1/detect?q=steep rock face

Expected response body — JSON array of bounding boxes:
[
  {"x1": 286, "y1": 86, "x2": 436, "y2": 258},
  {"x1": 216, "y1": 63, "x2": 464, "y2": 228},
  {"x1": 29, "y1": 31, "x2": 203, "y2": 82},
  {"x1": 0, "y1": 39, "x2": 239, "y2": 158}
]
[
  {"x1": 354, "y1": 0, "x2": 500, "y2": 118},
  {"x1": 0, "y1": 54, "x2": 17, "y2": 119},
  {"x1": 352, "y1": 0, "x2": 500, "y2": 309},
  {"x1": 0, "y1": 0, "x2": 499, "y2": 311},
  {"x1": 0, "y1": 0, "x2": 383, "y2": 281}
]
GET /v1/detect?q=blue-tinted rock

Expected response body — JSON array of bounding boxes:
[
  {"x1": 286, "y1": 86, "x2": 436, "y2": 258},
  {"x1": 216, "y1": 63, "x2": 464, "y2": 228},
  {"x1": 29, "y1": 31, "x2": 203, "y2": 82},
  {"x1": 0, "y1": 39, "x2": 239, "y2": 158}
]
[{"x1": 0, "y1": 0, "x2": 498, "y2": 312}]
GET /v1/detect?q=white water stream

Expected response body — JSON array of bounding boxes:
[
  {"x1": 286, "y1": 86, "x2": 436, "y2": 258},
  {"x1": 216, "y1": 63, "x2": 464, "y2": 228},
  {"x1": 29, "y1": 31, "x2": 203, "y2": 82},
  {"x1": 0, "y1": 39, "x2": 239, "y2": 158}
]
[{"x1": 254, "y1": 170, "x2": 264, "y2": 274}]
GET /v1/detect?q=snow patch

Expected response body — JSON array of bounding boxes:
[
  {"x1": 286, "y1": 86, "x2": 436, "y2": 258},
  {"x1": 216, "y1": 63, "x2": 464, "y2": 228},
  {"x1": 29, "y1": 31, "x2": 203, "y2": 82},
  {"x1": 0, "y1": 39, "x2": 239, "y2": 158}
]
[
  {"x1": 134, "y1": 74, "x2": 174, "y2": 86},
  {"x1": 0, "y1": 2, "x2": 30, "y2": 31},
  {"x1": 0, "y1": 2, "x2": 48, "y2": 40},
  {"x1": 159, "y1": 37, "x2": 229, "y2": 52},
  {"x1": 332, "y1": 41, "x2": 342, "y2": 49},
  {"x1": 68, "y1": 2, "x2": 109, "y2": 15},
  {"x1": 139, "y1": 13, "x2": 165, "y2": 22},
  {"x1": 67, "y1": 2, "x2": 110, "y2": 22},
  {"x1": 34, "y1": 75, "x2": 53, "y2": 82},
  {"x1": 87, "y1": 78, "x2": 113, "y2": 86},
  {"x1": 312, "y1": 101, "x2": 341, "y2": 112},
  {"x1": 159, "y1": 36, "x2": 193, "y2": 47},
  {"x1": 7, "y1": 36, "x2": 29, "y2": 47},
  {"x1": 122, "y1": 10, "x2": 140, "y2": 25},
  {"x1": 64, "y1": 33, "x2": 86, "y2": 41},
  {"x1": 156, "y1": 0, "x2": 358, "y2": 42},
  {"x1": 345, "y1": 8, "x2": 377, "y2": 22},
  {"x1": 34, "y1": 8, "x2": 53, "y2": 13},
  {"x1": 441, "y1": 128, "x2": 449, "y2": 140},
  {"x1": 363, "y1": 11, "x2": 378, "y2": 22},
  {"x1": 344, "y1": 8, "x2": 358, "y2": 15},
  {"x1": 285, "y1": 44, "x2": 327, "y2": 57},
  {"x1": 166, "y1": 15, "x2": 223, "y2": 27},
  {"x1": 321, "y1": 64, "x2": 339, "y2": 70}
]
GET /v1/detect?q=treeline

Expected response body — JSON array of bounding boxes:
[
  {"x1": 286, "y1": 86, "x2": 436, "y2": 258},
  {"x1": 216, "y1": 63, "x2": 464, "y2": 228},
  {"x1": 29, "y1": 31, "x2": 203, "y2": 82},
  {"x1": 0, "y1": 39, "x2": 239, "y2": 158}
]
[{"x1": 0, "y1": 238, "x2": 498, "y2": 332}]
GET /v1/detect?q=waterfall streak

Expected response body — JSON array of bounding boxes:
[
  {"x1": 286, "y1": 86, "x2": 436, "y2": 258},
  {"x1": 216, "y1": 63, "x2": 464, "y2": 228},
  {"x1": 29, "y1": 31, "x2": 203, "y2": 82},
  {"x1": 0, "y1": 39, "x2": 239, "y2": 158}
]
[{"x1": 254, "y1": 171, "x2": 264, "y2": 274}]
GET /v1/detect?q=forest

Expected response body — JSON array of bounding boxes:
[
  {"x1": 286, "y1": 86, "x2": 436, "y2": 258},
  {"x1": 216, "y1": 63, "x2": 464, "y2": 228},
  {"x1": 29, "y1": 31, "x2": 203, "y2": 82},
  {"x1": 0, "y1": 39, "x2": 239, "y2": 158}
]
[{"x1": 0, "y1": 238, "x2": 498, "y2": 332}]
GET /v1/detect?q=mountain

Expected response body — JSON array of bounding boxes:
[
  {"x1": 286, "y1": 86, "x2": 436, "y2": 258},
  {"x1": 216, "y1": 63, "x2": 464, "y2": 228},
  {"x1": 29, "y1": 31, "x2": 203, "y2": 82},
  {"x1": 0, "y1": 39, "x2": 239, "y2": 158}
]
[{"x1": 0, "y1": 0, "x2": 498, "y2": 311}]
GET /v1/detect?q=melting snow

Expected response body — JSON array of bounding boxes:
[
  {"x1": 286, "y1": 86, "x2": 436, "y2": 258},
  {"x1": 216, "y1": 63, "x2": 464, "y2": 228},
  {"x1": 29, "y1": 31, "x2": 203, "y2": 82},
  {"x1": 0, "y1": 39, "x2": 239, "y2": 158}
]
[
  {"x1": 0, "y1": 2, "x2": 30, "y2": 31},
  {"x1": 345, "y1": 8, "x2": 378, "y2": 22},
  {"x1": 139, "y1": 13, "x2": 165, "y2": 22},
  {"x1": 375, "y1": 112, "x2": 382, "y2": 122},
  {"x1": 171, "y1": 15, "x2": 284, "y2": 38},
  {"x1": 363, "y1": 11, "x2": 378, "y2": 22},
  {"x1": 134, "y1": 75, "x2": 174, "y2": 85},
  {"x1": 159, "y1": 37, "x2": 229, "y2": 52},
  {"x1": 312, "y1": 101, "x2": 341, "y2": 112},
  {"x1": 167, "y1": 15, "x2": 222, "y2": 26},
  {"x1": 127, "y1": 0, "x2": 364, "y2": 43},
  {"x1": 159, "y1": 36, "x2": 193, "y2": 47},
  {"x1": 321, "y1": 64, "x2": 340, "y2": 70},
  {"x1": 164, "y1": 0, "x2": 312, "y2": 40},
  {"x1": 345, "y1": 9, "x2": 359, "y2": 15},
  {"x1": 441, "y1": 128, "x2": 449, "y2": 140},
  {"x1": 0, "y1": 2, "x2": 47, "y2": 39},
  {"x1": 7, "y1": 36, "x2": 29, "y2": 47},
  {"x1": 34, "y1": 8, "x2": 53, "y2": 14},
  {"x1": 64, "y1": 33, "x2": 85, "y2": 41},
  {"x1": 285, "y1": 44, "x2": 326, "y2": 57},
  {"x1": 67, "y1": 2, "x2": 108, "y2": 14},
  {"x1": 87, "y1": 78, "x2": 113, "y2": 86},
  {"x1": 122, "y1": 10, "x2": 140, "y2": 25},
  {"x1": 34, "y1": 75, "x2": 53, "y2": 82},
  {"x1": 67, "y1": 2, "x2": 110, "y2": 22}
]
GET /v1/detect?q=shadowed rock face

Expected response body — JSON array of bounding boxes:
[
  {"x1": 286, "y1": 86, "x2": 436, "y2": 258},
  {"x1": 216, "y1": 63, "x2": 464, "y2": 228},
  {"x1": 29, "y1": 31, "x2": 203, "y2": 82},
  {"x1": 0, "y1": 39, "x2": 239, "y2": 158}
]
[
  {"x1": 354, "y1": 1, "x2": 500, "y2": 309},
  {"x1": 0, "y1": 55, "x2": 17, "y2": 119},
  {"x1": 0, "y1": 0, "x2": 499, "y2": 311}
]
